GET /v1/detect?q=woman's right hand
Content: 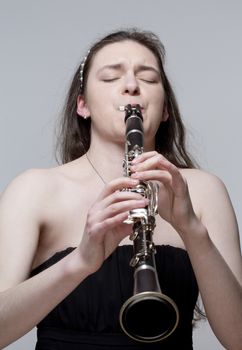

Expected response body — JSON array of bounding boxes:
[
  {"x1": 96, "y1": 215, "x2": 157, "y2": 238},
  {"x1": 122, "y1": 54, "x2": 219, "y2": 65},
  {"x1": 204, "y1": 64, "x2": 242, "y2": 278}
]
[{"x1": 77, "y1": 177, "x2": 148, "y2": 274}]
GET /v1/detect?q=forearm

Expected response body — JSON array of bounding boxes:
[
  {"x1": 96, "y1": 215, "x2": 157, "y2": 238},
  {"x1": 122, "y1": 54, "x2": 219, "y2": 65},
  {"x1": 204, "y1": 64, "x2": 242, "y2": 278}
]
[
  {"x1": 0, "y1": 249, "x2": 90, "y2": 348},
  {"x1": 182, "y1": 222, "x2": 242, "y2": 350}
]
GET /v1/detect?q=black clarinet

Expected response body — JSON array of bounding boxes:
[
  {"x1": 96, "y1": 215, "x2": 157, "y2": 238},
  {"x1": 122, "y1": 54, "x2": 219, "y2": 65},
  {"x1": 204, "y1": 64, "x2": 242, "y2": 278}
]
[{"x1": 119, "y1": 104, "x2": 179, "y2": 343}]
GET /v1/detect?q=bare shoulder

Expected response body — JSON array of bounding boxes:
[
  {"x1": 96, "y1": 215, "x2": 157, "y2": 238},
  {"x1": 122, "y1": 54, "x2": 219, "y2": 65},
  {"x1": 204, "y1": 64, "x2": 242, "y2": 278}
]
[
  {"x1": 179, "y1": 168, "x2": 236, "y2": 225},
  {"x1": 0, "y1": 165, "x2": 79, "y2": 289},
  {"x1": 0, "y1": 165, "x2": 79, "y2": 227},
  {"x1": 181, "y1": 168, "x2": 241, "y2": 267},
  {"x1": 1, "y1": 167, "x2": 61, "y2": 203},
  {"x1": 1, "y1": 159, "x2": 84, "y2": 195},
  {"x1": 180, "y1": 167, "x2": 229, "y2": 201},
  {"x1": 180, "y1": 167, "x2": 235, "y2": 213},
  {"x1": 0, "y1": 168, "x2": 65, "y2": 290},
  {"x1": 180, "y1": 167, "x2": 225, "y2": 187}
]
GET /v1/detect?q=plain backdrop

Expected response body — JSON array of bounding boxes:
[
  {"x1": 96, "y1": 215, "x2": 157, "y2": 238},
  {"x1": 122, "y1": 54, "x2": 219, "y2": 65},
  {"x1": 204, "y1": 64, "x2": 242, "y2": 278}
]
[{"x1": 0, "y1": 0, "x2": 241, "y2": 349}]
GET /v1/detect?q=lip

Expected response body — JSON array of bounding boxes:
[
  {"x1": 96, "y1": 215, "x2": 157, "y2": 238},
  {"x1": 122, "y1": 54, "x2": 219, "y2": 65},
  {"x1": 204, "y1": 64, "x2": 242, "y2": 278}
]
[{"x1": 117, "y1": 104, "x2": 145, "y2": 111}]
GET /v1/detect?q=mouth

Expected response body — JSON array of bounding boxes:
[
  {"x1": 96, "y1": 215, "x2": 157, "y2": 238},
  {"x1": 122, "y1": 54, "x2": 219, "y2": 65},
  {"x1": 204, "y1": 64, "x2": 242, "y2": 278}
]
[{"x1": 117, "y1": 104, "x2": 144, "y2": 112}]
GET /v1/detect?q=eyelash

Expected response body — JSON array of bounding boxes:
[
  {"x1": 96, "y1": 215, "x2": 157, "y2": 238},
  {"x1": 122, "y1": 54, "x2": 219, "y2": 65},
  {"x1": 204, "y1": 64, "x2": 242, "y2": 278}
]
[
  {"x1": 140, "y1": 79, "x2": 157, "y2": 84},
  {"x1": 102, "y1": 78, "x2": 119, "y2": 82},
  {"x1": 102, "y1": 78, "x2": 157, "y2": 84}
]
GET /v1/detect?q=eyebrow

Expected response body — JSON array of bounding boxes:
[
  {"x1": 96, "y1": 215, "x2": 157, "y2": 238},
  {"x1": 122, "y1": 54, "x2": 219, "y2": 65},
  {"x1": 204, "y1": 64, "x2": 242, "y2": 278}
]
[{"x1": 97, "y1": 63, "x2": 160, "y2": 76}]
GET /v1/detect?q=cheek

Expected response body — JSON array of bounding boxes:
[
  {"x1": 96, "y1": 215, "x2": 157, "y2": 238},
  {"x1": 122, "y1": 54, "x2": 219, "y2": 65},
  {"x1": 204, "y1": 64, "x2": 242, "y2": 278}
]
[
  {"x1": 85, "y1": 86, "x2": 105, "y2": 116},
  {"x1": 149, "y1": 89, "x2": 165, "y2": 113},
  {"x1": 147, "y1": 83, "x2": 165, "y2": 102},
  {"x1": 155, "y1": 86, "x2": 165, "y2": 103},
  {"x1": 86, "y1": 77, "x2": 113, "y2": 107}
]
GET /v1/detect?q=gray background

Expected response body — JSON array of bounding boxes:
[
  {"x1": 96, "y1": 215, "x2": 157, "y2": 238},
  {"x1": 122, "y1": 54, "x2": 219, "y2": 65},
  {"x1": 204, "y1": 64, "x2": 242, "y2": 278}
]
[{"x1": 0, "y1": 0, "x2": 241, "y2": 349}]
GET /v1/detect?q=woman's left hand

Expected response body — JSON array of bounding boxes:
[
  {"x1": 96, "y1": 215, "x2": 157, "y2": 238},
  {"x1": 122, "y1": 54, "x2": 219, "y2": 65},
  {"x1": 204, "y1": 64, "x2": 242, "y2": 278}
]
[{"x1": 130, "y1": 151, "x2": 198, "y2": 235}]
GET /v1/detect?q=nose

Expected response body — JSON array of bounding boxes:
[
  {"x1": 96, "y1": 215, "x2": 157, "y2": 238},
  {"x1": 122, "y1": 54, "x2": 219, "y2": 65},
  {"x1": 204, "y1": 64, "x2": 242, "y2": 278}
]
[{"x1": 122, "y1": 73, "x2": 140, "y2": 96}]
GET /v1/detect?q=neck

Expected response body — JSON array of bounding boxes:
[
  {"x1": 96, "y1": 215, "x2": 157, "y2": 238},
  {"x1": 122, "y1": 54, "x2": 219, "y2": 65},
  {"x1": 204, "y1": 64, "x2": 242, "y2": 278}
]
[
  {"x1": 85, "y1": 130, "x2": 156, "y2": 184},
  {"x1": 87, "y1": 138, "x2": 125, "y2": 183}
]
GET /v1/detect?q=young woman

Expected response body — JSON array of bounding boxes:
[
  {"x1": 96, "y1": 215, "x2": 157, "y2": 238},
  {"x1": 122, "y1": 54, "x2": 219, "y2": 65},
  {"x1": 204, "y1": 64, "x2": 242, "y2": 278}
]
[{"x1": 0, "y1": 29, "x2": 241, "y2": 349}]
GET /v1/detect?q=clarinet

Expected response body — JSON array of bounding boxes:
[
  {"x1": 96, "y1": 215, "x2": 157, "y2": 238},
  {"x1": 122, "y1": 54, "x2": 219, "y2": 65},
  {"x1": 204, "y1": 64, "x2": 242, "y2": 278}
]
[{"x1": 119, "y1": 104, "x2": 179, "y2": 343}]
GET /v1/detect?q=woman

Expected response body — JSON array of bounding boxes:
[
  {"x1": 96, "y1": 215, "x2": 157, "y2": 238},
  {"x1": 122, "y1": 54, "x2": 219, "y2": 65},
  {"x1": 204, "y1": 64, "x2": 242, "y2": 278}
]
[{"x1": 0, "y1": 29, "x2": 241, "y2": 349}]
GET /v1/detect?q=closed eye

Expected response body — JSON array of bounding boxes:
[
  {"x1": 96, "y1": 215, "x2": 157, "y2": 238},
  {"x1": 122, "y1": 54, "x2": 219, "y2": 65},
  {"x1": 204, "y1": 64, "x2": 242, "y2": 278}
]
[
  {"x1": 137, "y1": 72, "x2": 159, "y2": 84},
  {"x1": 140, "y1": 78, "x2": 157, "y2": 84},
  {"x1": 102, "y1": 78, "x2": 119, "y2": 82}
]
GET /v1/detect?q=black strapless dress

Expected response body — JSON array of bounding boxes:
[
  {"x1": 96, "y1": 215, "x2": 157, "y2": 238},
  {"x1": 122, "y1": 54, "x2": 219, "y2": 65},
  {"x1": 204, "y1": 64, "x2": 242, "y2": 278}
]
[{"x1": 30, "y1": 245, "x2": 198, "y2": 349}]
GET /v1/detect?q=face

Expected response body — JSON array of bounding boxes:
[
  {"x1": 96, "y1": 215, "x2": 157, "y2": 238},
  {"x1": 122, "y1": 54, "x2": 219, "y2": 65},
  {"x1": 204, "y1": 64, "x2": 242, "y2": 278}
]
[{"x1": 77, "y1": 40, "x2": 168, "y2": 148}]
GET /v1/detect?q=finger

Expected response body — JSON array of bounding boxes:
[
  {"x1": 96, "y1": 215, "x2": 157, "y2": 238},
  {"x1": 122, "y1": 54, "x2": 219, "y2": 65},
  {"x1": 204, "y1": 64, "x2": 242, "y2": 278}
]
[
  {"x1": 88, "y1": 211, "x2": 131, "y2": 244},
  {"x1": 96, "y1": 197, "x2": 149, "y2": 221},
  {"x1": 97, "y1": 177, "x2": 140, "y2": 200},
  {"x1": 93, "y1": 189, "x2": 145, "y2": 213},
  {"x1": 130, "y1": 153, "x2": 166, "y2": 172},
  {"x1": 131, "y1": 163, "x2": 187, "y2": 198},
  {"x1": 152, "y1": 158, "x2": 188, "y2": 197},
  {"x1": 131, "y1": 169, "x2": 171, "y2": 184},
  {"x1": 162, "y1": 162, "x2": 188, "y2": 197},
  {"x1": 131, "y1": 151, "x2": 162, "y2": 164}
]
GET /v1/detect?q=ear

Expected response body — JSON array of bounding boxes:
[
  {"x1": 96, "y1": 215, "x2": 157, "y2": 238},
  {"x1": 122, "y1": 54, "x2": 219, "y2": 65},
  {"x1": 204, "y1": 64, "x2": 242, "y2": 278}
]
[
  {"x1": 76, "y1": 95, "x2": 91, "y2": 118},
  {"x1": 162, "y1": 103, "x2": 169, "y2": 122}
]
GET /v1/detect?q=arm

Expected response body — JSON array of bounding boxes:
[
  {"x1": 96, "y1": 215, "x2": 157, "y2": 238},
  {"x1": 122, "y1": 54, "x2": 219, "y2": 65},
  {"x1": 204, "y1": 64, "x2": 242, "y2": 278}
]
[
  {"x1": 0, "y1": 170, "x2": 144, "y2": 348},
  {"x1": 130, "y1": 152, "x2": 242, "y2": 350},
  {"x1": 0, "y1": 169, "x2": 91, "y2": 347},
  {"x1": 183, "y1": 172, "x2": 242, "y2": 350}
]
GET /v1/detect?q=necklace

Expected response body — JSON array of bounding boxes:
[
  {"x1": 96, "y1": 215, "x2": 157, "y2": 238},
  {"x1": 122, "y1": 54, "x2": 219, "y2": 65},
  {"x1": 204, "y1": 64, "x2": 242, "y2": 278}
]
[{"x1": 86, "y1": 152, "x2": 106, "y2": 185}]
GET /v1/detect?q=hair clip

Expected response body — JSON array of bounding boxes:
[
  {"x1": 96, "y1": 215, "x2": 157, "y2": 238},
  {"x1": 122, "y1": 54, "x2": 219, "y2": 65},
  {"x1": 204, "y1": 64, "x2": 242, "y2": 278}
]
[{"x1": 79, "y1": 50, "x2": 90, "y2": 92}]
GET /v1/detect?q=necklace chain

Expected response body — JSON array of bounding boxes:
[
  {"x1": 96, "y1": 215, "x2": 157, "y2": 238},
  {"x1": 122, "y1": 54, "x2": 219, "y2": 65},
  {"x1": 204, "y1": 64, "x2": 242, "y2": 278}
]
[{"x1": 86, "y1": 152, "x2": 106, "y2": 185}]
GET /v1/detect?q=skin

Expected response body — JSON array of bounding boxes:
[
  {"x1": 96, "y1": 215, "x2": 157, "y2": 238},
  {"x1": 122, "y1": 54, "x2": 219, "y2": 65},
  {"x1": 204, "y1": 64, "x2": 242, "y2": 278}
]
[
  {"x1": 0, "y1": 40, "x2": 241, "y2": 349},
  {"x1": 78, "y1": 41, "x2": 168, "y2": 150}
]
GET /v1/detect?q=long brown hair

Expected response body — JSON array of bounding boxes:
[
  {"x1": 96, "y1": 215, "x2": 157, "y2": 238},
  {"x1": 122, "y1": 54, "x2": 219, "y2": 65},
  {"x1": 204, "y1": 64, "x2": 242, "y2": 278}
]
[{"x1": 55, "y1": 28, "x2": 197, "y2": 169}]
